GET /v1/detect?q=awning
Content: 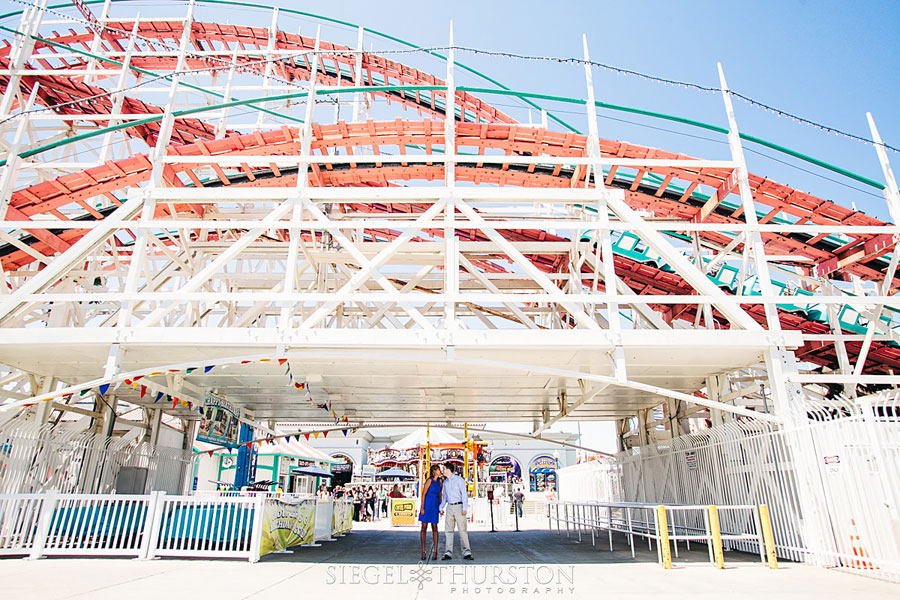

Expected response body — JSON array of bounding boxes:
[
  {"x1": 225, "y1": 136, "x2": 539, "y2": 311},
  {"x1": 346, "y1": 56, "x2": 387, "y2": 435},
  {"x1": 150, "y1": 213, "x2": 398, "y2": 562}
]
[
  {"x1": 291, "y1": 466, "x2": 333, "y2": 478},
  {"x1": 374, "y1": 467, "x2": 415, "y2": 479},
  {"x1": 530, "y1": 467, "x2": 556, "y2": 474}
]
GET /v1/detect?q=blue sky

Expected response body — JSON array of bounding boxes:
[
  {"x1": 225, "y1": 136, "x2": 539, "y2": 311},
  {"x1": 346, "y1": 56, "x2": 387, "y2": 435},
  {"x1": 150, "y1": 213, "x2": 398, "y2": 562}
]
[{"x1": 2, "y1": 0, "x2": 898, "y2": 451}]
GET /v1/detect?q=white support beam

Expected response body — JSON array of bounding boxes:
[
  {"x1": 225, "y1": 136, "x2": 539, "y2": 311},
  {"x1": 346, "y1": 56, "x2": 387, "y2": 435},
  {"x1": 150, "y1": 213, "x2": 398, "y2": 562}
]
[
  {"x1": 296, "y1": 198, "x2": 446, "y2": 329},
  {"x1": 718, "y1": 64, "x2": 781, "y2": 333},
  {"x1": 454, "y1": 198, "x2": 600, "y2": 330},
  {"x1": 0, "y1": 193, "x2": 145, "y2": 324},
  {"x1": 603, "y1": 189, "x2": 762, "y2": 331}
]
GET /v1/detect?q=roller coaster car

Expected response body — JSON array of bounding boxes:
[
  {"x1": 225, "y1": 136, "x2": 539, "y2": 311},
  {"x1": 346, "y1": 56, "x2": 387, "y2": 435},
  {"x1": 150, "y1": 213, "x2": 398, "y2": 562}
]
[{"x1": 580, "y1": 231, "x2": 900, "y2": 346}]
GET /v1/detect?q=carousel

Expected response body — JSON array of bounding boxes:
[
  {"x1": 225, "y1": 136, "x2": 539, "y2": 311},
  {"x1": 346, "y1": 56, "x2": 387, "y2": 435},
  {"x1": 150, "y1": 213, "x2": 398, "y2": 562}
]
[{"x1": 368, "y1": 426, "x2": 488, "y2": 497}]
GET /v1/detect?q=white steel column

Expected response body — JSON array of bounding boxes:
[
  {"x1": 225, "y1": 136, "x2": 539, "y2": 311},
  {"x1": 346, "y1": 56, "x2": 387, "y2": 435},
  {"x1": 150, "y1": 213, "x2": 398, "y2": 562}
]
[
  {"x1": 351, "y1": 26, "x2": 365, "y2": 123},
  {"x1": 582, "y1": 35, "x2": 619, "y2": 332},
  {"x1": 853, "y1": 114, "x2": 900, "y2": 375},
  {"x1": 717, "y1": 64, "x2": 780, "y2": 333},
  {"x1": 444, "y1": 23, "x2": 458, "y2": 334},
  {"x1": 280, "y1": 26, "x2": 321, "y2": 331}
]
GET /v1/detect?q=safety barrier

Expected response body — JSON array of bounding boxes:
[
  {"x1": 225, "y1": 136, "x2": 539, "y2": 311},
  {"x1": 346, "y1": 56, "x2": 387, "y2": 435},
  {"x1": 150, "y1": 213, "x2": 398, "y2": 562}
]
[
  {"x1": 149, "y1": 493, "x2": 262, "y2": 560},
  {"x1": 312, "y1": 498, "x2": 335, "y2": 543},
  {"x1": 547, "y1": 500, "x2": 778, "y2": 569},
  {"x1": 0, "y1": 492, "x2": 353, "y2": 562}
]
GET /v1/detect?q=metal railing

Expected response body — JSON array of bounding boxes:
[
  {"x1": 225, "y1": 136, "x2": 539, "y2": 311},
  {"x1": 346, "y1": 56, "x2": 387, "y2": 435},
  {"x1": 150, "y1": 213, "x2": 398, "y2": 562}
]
[{"x1": 548, "y1": 500, "x2": 775, "y2": 569}]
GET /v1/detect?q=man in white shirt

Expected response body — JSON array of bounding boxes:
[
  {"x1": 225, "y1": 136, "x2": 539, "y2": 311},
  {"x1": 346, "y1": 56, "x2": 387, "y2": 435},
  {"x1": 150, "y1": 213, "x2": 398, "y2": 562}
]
[{"x1": 439, "y1": 463, "x2": 473, "y2": 560}]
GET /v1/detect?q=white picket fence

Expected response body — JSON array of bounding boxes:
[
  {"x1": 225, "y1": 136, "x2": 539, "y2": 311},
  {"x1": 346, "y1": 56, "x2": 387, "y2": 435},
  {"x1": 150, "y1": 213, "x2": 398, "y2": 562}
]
[{"x1": 0, "y1": 492, "x2": 350, "y2": 562}]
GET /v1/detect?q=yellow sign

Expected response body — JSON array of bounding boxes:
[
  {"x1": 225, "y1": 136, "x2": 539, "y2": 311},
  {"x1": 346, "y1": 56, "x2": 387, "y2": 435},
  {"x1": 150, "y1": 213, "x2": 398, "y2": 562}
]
[
  {"x1": 259, "y1": 498, "x2": 316, "y2": 557},
  {"x1": 390, "y1": 497, "x2": 417, "y2": 527}
]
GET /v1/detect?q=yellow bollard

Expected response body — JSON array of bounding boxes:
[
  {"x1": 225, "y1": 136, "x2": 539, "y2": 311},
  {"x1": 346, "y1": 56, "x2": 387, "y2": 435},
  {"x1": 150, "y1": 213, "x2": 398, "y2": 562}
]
[
  {"x1": 707, "y1": 505, "x2": 725, "y2": 569},
  {"x1": 758, "y1": 504, "x2": 778, "y2": 569},
  {"x1": 656, "y1": 505, "x2": 672, "y2": 569}
]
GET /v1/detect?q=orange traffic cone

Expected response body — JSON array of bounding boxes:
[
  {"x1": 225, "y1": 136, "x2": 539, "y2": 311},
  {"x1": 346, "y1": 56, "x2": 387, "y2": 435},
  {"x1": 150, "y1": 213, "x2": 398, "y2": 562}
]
[{"x1": 847, "y1": 519, "x2": 877, "y2": 570}]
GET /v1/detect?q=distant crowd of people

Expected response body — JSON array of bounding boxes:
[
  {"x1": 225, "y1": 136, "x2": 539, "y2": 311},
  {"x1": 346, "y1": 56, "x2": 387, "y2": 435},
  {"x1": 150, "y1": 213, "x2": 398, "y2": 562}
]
[{"x1": 315, "y1": 483, "x2": 411, "y2": 521}]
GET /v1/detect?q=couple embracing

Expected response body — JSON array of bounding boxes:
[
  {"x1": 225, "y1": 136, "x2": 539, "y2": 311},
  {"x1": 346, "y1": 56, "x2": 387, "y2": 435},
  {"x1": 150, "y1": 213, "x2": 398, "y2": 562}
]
[{"x1": 418, "y1": 462, "x2": 473, "y2": 561}]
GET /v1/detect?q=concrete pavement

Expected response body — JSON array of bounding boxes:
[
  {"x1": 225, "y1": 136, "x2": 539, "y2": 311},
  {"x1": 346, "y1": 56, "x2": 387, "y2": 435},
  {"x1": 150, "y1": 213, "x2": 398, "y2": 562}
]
[{"x1": 0, "y1": 518, "x2": 897, "y2": 599}]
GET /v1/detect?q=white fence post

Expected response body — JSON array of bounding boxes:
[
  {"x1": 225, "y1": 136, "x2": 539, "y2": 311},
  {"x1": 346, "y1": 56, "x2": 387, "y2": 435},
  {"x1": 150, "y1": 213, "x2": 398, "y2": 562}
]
[
  {"x1": 247, "y1": 495, "x2": 265, "y2": 563},
  {"x1": 27, "y1": 493, "x2": 57, "y2": 560},
  {"x1": 139, "y1": 491, "x2": 164, "y2": 560}
]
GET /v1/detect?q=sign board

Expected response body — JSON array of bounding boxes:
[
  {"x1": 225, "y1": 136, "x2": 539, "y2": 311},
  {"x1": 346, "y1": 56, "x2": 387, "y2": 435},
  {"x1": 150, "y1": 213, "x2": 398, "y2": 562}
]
[
  {"x1": 332, "y1": 501, "x2": 353, "y2": 535},
  {"x1": 530, "y1": 455, "x2": 558, "y2": 471},
  {"x1": 390, "y1": 497, "x2": 417, "y2": 527},
  {"x1": 197, "y1": 392, "x2": 239, "y2": 448},
  {"x1": 258, "y1": 497, "x2": 317, "y2": 556},
  {"x1": 823, "y1": 455, "x2": 840, "y2": 464},
  {"x1": 685, "y1": 450, "x2": 698, "y2": 471}
]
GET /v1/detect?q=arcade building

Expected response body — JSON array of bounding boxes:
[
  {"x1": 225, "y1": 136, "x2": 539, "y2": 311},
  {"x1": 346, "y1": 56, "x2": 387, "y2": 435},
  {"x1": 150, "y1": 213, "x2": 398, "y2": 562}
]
[{"x1": 294, "y1": 426, "x2": 578, "y2": 494}]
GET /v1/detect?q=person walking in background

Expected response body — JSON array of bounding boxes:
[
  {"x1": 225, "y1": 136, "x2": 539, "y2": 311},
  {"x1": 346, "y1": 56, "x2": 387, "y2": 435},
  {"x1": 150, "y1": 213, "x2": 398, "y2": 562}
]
[
  {"x1": 439, "y1": 463, "x2": 473, "y2": 560},
  {"x1": 352, "y1": 488, "x2": 362, "y2": 521},
  {"x1": 389, "y1": 484, "x2": 404, "y2": 498},
  {"x1": 379, "y1": 487, "x2": 388, "y2": 518},
  {"x1": 513, "y1": 487, "x2": 525, "y2": 518},
  {"x1": 364, "y1": 486, "x2": 376, "y2": 522},
  {"x1": 418, "y1": 465, "x2": 443, "y2": 560}
]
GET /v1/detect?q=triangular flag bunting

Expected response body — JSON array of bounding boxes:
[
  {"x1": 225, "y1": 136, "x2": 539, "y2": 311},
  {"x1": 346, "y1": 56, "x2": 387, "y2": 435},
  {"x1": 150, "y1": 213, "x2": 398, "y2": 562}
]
[
  {"x1": 323, "y1": 430, "x2": 328, "y2": 438},
  {"x1": 342, "y1": 428, "x2": 348, "y2": 437},
  {"x1": 204, "y1": 366, "x2": 214, "y2": 373},
  {"x1": 186, "y1": 367, "x2": 196, "y2": 374},
  {"x1": 123, "y1": 379, "x2": 132, "y2": 386},
  {"x1": 313, "y1": 432, "x2": 319, "y2": 439},
  {"x1": 99, "y1": 383, "x2": 110, "y2": 396},
  {"x1": 133, "y1": 375, "x2": 144, "y2": 382},
  {"x1": 259, "y1": 358, "x2": 270, "y2": 363},
  {"x1": 140, "y1": 385, "x2": 147, "y2": 398},
  {"x1": 208, "y1": 450, "x2": 213, "y2": 457},
  {"x1": 172, "y1": 397, "x2": 178, "y2": 409},
  {"x1": 155, "y1": 392, "x2": 163, "y2": 403},
  {"x1": 278, "y1": 358, "x2": 288, "y2": 366},
  {"x1": 150, "y1": 371, "x2": 162, "y2": 376},
  {"x1": 304, "y1": 433, "x2": 310, "y2": 440},
  {"x1": 241, "y1": 360, "x2": 251, "y2": 365}
]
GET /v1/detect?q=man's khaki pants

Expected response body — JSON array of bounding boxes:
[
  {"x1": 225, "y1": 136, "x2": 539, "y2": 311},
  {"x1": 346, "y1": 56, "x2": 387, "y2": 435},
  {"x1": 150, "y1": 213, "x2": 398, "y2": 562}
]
[{"x1": 443, "y1": 503, "x2": 471, "y2": 556}]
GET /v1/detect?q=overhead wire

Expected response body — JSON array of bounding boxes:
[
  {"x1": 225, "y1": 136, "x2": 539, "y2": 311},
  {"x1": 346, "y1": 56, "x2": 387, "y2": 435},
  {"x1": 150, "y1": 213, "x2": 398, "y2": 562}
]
[{"x1": 3, "y1": 0, "x2": 897, "y2": 153}]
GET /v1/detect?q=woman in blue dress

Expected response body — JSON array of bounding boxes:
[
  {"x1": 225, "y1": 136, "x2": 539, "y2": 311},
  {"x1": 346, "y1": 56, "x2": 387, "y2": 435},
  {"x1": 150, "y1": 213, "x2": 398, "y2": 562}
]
[{"x1": 419, "y1": 464, "x2": 443, "y2": 560}]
